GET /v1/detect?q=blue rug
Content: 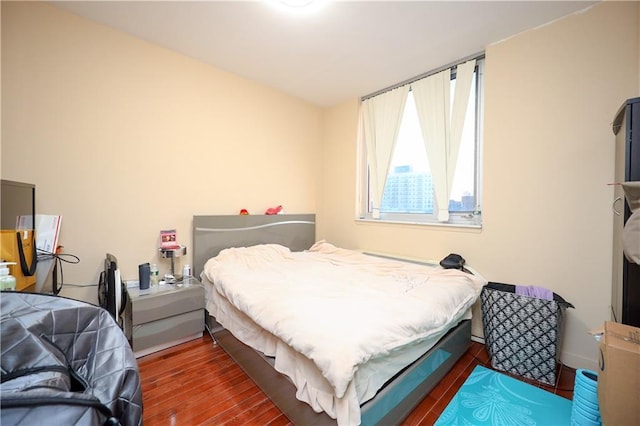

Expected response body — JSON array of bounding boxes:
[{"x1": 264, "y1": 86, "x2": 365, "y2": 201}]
[{"x1": 435, "y1": 365, "x2": 572, "y2": 425}]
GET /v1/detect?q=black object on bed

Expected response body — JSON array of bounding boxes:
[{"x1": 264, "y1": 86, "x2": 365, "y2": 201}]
[
  {"x1": 1, "y1": 292, "x2": 142, "y2": 426},
  {"x1": 439, "y1": 253, "x2": 467, "y2": 271}
]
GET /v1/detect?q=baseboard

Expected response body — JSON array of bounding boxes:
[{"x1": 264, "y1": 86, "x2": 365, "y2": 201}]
[
  {"x1": 560, "y1": 350, "x2": 598, "y2": 372},
  {"x1": 471, "y1": 334, "x2": 485, "y2": 344}
]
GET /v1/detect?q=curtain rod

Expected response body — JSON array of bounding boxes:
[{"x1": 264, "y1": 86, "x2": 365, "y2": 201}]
[{"x1": 361, "y1": 52, "x2": 485, "y2": 101}]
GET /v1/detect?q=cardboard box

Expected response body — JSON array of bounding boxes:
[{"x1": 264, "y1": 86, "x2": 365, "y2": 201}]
[
  {"x1": 0, "y1": 229, "x2": 37, "y2": 291},
  {"x1": 598, "y1": 321, "x2": 640, "y2": 426}
]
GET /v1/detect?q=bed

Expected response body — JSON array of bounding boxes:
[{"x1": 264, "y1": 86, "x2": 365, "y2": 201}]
[{"x1": 193, "y1": 214, "x2": 486, "y2": 425}]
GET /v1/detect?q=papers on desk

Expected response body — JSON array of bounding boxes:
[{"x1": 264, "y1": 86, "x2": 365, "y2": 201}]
[{"x1": 17, "y1": 214, "x2": 62, "y2": 254}]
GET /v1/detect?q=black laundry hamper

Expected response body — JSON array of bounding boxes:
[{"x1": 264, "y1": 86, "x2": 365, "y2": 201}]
[{"x1": 480, "y1": 282, "x2": 574, "y2": 386}]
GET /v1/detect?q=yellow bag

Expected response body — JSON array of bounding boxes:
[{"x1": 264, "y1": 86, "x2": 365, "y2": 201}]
[{"x1": 0, "y1": 229, "x2": 37, "y2": 291}]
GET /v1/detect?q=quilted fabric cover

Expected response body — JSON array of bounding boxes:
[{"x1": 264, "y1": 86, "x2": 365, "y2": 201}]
[
  {"x1": 1, "y1": 292, "x2": 142, "y2": 426},
  {"x1": 480, "y1": 283, "x2": 573, "y2": 386}
]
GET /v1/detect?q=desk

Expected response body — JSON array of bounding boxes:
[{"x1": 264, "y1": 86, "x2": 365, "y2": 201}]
[{"x1": 126, "y1": 278, "x2": 205, "y2": 358}]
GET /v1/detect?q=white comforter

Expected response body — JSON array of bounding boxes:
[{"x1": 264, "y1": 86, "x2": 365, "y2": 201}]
[{"x1": 203, "y1": 241, "x2": 486, "y2": 400}]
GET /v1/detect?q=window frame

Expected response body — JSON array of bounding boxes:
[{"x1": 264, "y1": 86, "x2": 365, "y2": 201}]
[{"x1": 357, "y1": 56, "x2": 485, "y2": 228}]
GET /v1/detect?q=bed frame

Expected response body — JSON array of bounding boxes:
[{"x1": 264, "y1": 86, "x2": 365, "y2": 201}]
[{"x1": 193, "y1": 214, "x2": 471, "y2": 425}]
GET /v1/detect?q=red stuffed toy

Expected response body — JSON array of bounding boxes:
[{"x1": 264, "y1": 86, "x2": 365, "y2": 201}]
[{"x1": 265, "y1": 205, "x2": 283, "y2": 215}]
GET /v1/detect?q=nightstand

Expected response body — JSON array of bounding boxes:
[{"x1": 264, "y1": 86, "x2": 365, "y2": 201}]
[{"x1": 126, "y1": 277, "x2": 205, "y2": 358}]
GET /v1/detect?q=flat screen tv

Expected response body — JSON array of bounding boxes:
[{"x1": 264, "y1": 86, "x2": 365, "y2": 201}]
[{"x1": 1, "y1": 179, "x2": 35, "y2": 231}]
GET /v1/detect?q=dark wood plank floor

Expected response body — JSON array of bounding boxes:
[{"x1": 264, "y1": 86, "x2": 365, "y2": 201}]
[{"x1": 138, "y1": 333, "x2": 575, "y2": 425}]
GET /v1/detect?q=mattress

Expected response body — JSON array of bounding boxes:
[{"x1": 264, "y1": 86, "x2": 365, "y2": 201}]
[{"x1": 202, "y1": 242, "x2": 486, "y2": 425}]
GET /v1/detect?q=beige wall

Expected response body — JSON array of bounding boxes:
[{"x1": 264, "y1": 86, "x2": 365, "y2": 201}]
[
  {"x1": 1, "y1": 2, "x2": 322, "y2": 301},
  {"x1": 3, "y1": 1, "x2": 639, "y2": 369},
  {"x1": 319, "y1": 1, "x2": 639, "y2": 370}
]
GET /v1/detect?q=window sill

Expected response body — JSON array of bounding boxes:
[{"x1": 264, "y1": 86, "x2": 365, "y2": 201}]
[{"x1": 355, "y1": 217, "x2": 482, "y2": 231}]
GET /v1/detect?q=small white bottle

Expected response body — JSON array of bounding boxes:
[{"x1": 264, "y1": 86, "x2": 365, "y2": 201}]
[
  {"x1": 182, "y1": 264, "x2": 191, "y2": 286},
  {"x1": 0, "y1": 262, "x2": 17, "y2": 291},
  {"x1": 150, "y1": 263, "x2": 159, "y2": 287}
]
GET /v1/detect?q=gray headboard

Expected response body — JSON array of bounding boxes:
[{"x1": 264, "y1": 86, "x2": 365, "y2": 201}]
[{"x1": 192, "y1": 214, "x2": 316, "y2": 279}]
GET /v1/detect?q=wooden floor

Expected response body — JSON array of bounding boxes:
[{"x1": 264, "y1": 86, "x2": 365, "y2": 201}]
[{"x1": 138, "y1": 333, "x2": 575, "y2": 425}]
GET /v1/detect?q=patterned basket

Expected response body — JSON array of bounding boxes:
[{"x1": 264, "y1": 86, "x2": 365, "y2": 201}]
[{"x1": 480, "y1": 282, "x2": 573, "y2": 386}]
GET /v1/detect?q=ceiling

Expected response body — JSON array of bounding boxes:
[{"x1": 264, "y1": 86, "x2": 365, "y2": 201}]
[{"x1": 52, "y1": 1, "x2": 598, "y2": 107}]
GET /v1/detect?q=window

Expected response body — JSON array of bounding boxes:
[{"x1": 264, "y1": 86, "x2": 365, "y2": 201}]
[{"x1": 359, "y1": 56, "x2": 484, "y2": 226}]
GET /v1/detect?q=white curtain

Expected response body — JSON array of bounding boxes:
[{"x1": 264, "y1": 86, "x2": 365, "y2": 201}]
[
  {"x1": 362, "y1": 85, "x2": 410, "y2": 218},
  {"x1": 412, "y1": 60, "x2": 476, "y2": 222}
]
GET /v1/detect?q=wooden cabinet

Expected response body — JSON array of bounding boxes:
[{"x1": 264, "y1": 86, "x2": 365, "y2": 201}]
[
  {"x1": 127, "y1": 278, "x2": 205, "y2": 357},
  {"x1": 612, "y1": 97, "x2": 640, "y2": 326}
]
